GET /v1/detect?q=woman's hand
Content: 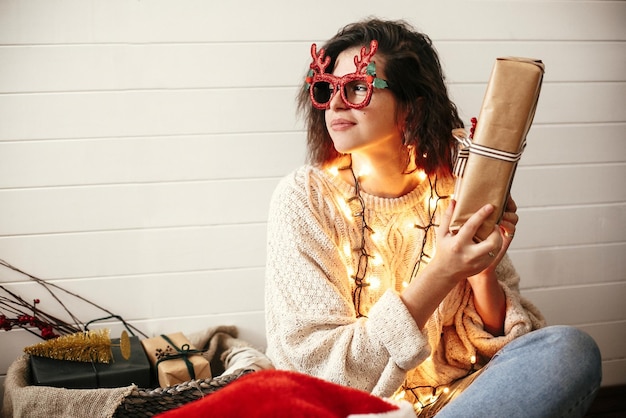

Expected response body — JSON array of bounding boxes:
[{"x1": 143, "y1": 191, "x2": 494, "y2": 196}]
[
  {"x1": 477, "y1": 195, "x2": 519, "y2": 275},
  {"x1": 428, "y1": 199, "x2": 504, "y2": 285},
  {"x1": 497, "y1": 195, "x2": 518, "y2": 257},
  {"x1": 400, "y1": 197, "x2": 515, "y2": 332}
]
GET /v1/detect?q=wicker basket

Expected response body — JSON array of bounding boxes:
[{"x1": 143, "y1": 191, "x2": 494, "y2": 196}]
[{"x1": 113, "y1": 368, "x2": 254, "y2": 417}]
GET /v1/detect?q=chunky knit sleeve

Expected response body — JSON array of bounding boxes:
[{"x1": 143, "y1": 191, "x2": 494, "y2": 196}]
[
  {"x1": 264, "y1": 168, "x2": 430, "y2": 397},
  {"x1": 467, "y1": 255, "x2": 545, "y2": 353},
  {"x1": 436, "y1": 255, "x2": 546, "y2": 369}
]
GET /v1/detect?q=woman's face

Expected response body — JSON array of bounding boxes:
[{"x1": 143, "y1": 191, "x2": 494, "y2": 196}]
[{"x1": 324, "y1": 47, "x2": 403, "y2": 157}]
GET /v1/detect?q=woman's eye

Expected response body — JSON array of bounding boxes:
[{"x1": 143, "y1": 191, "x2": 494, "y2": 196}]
[{"x1": 352, "y1": 83, "x2": 368, "y2": 94}]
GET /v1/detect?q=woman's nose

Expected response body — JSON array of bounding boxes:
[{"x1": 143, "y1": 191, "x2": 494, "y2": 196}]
[{"x1": 328, "y1": 85, "x2": 347, "y2": 110}]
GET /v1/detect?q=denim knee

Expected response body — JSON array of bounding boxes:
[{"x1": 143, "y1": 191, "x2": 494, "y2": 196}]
[
  {"x1": 556, "y1": 325, "x2": 602, "y2": 383},
  {"x1": 494, "y1": 325, "x2": 602, "y2": 386},
  {"x1": 524, "y1": 325, "x2": 603, "y2": 389}
]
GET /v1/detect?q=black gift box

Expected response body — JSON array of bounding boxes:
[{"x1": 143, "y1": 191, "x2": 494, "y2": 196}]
[{"x1": 29, "y1": 335, "x2": 151, "y2": 389}]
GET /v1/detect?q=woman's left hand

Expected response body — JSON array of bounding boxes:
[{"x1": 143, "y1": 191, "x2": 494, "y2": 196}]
[
  {"x1": 475, "y1": 195, "x2": 518, "y2": 275},
  {"x1": 467, "y1": 196, "x2": 518, "y2": 335},
  {"x1": 496, "y1": 195, "x2": 518, "y2": 260}
]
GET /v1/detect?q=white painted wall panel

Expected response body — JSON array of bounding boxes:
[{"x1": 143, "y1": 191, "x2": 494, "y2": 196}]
[
  {"x1": 1, "y1": 1, "x2": 624, "y2": 403},
  {"x1": 0, "y1": 224, "x2": 266, "y2": 279},
  {"x1": 524, "y1": 283, "x2": 626, "y2": 326},
  {"x1": 0, "y1": 179, "x2": 278, "y2": 235},
  {"x1": 513, "y1": 164, "x2": 626, "y2": 207},
  {"x1": 511, "y1": 243, "x2": 626, "y2": 288},
  {"x1": 0, "y1": 133, "x2": 306, "y2": 188},
  {"x1": 0, "y1": 88, "x2": 300, "y2": 141},
  {"x1": 0, "y1": 268, "x2": 265, "y2": 320},
  {"x1": 521, "y1": 124, "x2": 626, "y2": 166},
  {"x1": 600, "y1": 360, "x2": 626, "y2": 387},
  {"x1": 0, "y1": 43, "x2": 309, "y2": 93},
  {"x1": 512, "y1": 205, "x2": 625, "y2": 249},
  {"x1": 1, "y1": 1, "x2": 624, "y2": 43}
]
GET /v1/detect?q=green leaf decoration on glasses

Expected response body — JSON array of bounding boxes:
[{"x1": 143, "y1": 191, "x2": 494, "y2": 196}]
[
  {"x1": 373, "y1": 77, "x2": 388, "y2": 89},
  {"x1": 366, "y1": 62, "x2": 388, "y2": 89}
]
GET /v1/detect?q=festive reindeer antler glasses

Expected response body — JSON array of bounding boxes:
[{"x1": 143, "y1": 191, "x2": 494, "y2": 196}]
[{"x1": 305, "y1": 39, "x2": 389, "y2": 110}]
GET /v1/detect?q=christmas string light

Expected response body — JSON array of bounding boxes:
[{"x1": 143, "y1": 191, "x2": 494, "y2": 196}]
[
  {"x1": 333, "y1": 161, "x2": 469, "y2": 412},
  {"x1": 335, "y1": 164, "x2": 449, "y2": 317},
  {"x1": 409, "y1": 175, "x2": 449, "y2": 283},
  {"x1": 344, "y1": 164, "x2": 375, "y2": 318},
  {"x1": 399, "y1": 354, "x2": 479, "y2": 415}
]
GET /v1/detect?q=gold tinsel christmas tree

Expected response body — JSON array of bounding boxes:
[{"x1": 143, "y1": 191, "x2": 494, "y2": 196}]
[{"x1": 24, "y1": 329, "x2": 130, "y2": 363}]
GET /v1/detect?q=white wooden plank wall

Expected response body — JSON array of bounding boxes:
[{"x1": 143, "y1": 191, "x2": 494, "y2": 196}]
[{"x1": 0, "y1": 0, "x2": 624, "y2": 405}]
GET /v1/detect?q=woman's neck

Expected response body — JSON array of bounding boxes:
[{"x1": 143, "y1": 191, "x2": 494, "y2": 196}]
[{"x1": 344, "y1": 154, "x2": 424, "y2": 198}]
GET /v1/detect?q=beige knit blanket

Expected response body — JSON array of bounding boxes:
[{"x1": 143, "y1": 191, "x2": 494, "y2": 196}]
[
  {"x1": 2, "y1": 355, "x2": 133, "y2": 418},
  {"x1": 2, "y1": 326, "x2": 271, "y2": 418}
]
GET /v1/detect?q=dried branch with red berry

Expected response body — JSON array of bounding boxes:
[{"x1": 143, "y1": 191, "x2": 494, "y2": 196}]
[{"x1": 0, "y1": 258, "x2": 147, "y2": 341}]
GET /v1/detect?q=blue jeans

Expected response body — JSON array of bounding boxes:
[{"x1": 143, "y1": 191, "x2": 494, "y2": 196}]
[{"x1": 436, "y1": 326, "x2": 602, "y2": 418}]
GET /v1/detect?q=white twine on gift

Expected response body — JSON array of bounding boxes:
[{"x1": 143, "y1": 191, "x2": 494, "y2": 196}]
[{"x1": 453, "y1": 134, "x2": 526, "y2": 177}]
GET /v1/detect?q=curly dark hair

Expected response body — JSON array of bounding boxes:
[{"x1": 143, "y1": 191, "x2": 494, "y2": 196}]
[{"x1": 297, "y1": 18, "x2": 463, "y2": 176}]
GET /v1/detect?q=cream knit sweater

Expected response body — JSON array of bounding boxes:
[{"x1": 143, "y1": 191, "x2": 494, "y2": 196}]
[{"x1": 265, "y1": 165, "x2": 545, "y2": 401}]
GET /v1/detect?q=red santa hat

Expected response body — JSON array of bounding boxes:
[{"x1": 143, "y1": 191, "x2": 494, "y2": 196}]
[{"x1": 156, "y1": 369, "x2": 415, "y2": 418}]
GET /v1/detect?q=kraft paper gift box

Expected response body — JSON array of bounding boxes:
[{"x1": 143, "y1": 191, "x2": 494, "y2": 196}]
[
  {"x1": 142, "y1": 332, "x2": 212, "y2": 387},
  {"x1": 450, "y1": 57, "x2": 544, "y2": 242},
  {"x1": 30, "y1": 335, "x2": 151, "y2": 389}
]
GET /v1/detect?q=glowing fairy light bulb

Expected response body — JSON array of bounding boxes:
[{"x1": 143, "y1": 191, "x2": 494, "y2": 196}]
[
  {"x1": 443, "y1": 387, "x2": 450, "y2": 394},
  {"x1": 417, "y1": 169, "x2": 427, "y2": 182},
  {"x1": 346, "y1": 264, "x2": 355, "y2": 278},
  {"x1": 425, "y1": 195, "x2": 438, "y2": 212},
  {"x1": 356, "y1": 164, "x2": 371, "y2": 178},
  {"x1": 470, "y1": 355, "x2": 476, "y2": 365},
  {"x1": 369, "y1": 276, "x2": 381, "y2": 290},
  {"x1": 402, "y1": 281, "x2": 409, "y2": 288},
  {"x1": 338, "y1": 198, "x2": 353, "y2": 219},
  {"x1": 370, "y1": 230, "x2": 380, "y2": 243},
  {"x1": 370, "y1": 253, "x2": 383, "y2": 266},
  {"x1": 328, "y1": 166, "x2": 339, "y2": 177}
]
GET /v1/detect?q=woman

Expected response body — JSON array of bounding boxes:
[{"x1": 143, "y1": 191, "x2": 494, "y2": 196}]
[{"x1": 265, "y1": 18, "x2": 601, "y2": 417}]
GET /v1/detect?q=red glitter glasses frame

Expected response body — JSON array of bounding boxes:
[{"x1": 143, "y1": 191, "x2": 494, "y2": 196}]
[{"x1": 306, "y1": 40, "x2": 389, "y2": 110}]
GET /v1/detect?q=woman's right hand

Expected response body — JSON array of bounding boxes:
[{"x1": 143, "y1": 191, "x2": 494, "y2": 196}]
[
  {"x1": 400, "y1": 199, "x2": 504, "y2": 329},
  {"x1": 429, "y1": 200, "x2": 504, "y2": 285}
]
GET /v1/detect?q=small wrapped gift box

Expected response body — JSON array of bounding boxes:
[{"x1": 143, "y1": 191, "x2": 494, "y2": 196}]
[
  {"x1": 142, "y1": 332, "x2": 212, "y2": 387},
  {"x1": 450, "y1": 57, "x2": 544, "y2": 241},
  {"x1": 29, "y1": 335, "x2": 151, "y2": 389}
]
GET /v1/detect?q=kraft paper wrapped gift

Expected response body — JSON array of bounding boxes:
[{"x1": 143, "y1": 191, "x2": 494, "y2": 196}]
[
  {"x1": 450, "y1": 57, "x2": 544, "y2": 242},
  {"x1": 29, "y1": 335, "x2": 151, "y2": 389},
  {"x1": 142, "y1": 332, "x2": 212, "y2": 387}
]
